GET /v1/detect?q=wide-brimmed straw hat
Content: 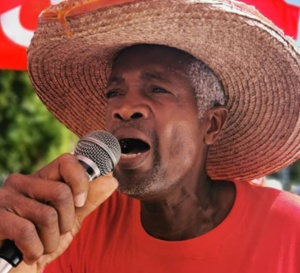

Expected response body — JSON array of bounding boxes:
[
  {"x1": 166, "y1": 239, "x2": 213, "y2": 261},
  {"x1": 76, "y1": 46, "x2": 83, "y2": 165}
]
[{"x1": 27, "y1": 0, "x2": 300, "y2": 181}]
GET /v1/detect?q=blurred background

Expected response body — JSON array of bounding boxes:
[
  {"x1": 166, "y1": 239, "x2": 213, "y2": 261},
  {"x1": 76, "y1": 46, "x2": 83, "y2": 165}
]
[
  {"x1": 0, "y1": 70, "x2": 78, "y2": 185},
  {"x1": 0, "y1": 0, "x2": 300, "y2": 194}
]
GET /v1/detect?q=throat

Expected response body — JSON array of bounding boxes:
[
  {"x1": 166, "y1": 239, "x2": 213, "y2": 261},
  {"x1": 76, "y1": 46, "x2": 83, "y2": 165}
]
[
  {"x1": 140, "y1": 181, "x2": 236, "y2": 241},
  {"x1": 140, "y1": 207, "x2": 215, "y2": 241}
]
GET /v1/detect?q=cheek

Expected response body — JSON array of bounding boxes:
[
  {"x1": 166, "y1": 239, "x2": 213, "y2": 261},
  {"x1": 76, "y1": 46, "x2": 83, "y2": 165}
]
[{"x1": 160, "y1": 121, "x2": 200, "y2": 166}]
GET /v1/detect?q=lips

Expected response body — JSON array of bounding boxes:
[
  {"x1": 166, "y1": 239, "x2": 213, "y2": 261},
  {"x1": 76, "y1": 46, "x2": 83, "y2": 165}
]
[{"x1": 114, "y1": 132, "x2": 152, "y2": 169}]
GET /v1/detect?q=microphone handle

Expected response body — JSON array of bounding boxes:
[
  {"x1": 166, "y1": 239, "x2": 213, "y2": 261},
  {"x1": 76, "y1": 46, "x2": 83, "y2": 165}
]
[{"x1": 0, "y1": 240, "x2": 22, "y2": 272}]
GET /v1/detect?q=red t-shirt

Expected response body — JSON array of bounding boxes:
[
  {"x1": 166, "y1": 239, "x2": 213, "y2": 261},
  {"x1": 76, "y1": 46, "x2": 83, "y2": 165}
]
[{"x1": 44, "y1": 180, "x2": 300, "y2": 273}]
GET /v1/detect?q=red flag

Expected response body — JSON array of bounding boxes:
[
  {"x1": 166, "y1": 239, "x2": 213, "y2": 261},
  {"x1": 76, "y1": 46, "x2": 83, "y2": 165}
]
[
  {"x1": 0, "y1": 0, "x2": 299, "y2": 70},
  {"x1": 0, "y1": 0, "x2": 27, "y2": 14},
  {"x1": 243, "y1": 0, "x2": 300, "y2": 39},
  {"x1": 0, "y1": 0, "x2": 50, "y2": 70}
]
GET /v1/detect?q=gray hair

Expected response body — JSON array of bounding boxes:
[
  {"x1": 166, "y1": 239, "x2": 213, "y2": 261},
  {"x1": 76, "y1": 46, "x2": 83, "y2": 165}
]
[{"x1": 187, "y1": 60, "x2": 226, "y2": 119}]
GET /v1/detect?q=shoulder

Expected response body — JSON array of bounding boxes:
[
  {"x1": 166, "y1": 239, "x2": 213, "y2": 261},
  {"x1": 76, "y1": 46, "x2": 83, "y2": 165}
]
[
  {"x1": 256, "y1": 184, "x2": 300, "y2": 214},
  {"x1": 237, "y1": 180, "x2": 300, "y2": 226},
  {"x1": 269, "y1": 188, "x2": 300, "y2": 220}
]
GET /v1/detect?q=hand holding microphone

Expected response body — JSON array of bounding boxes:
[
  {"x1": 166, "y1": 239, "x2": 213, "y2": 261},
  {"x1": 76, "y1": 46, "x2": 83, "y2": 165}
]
[{"x1": 0, "y1": 131, "x2": 121, "y2": 273}]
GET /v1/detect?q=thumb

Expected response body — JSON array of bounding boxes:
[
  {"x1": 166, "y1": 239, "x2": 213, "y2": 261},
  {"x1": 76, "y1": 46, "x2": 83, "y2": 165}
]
[{"x1": 75, "y1": 174, "x2": 118, "y2": 222}]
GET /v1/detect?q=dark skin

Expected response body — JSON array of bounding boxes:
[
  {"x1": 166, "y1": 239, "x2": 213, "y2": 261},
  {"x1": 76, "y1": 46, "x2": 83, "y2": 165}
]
[
  {"x1": 105, "y1": 45, "x2": 236, "y2": 240},
  {"x1": 1, "y1": 157, "x2": 118, "y2": 273},
  {"x1": 2, "y1": 45, "x2": 235, "y2": 272}
]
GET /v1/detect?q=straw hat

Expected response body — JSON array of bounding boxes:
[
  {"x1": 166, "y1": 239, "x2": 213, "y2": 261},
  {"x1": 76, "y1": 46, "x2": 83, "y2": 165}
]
[{"x1": 27, "y1": 0, "x2": 300, "y2": 181}]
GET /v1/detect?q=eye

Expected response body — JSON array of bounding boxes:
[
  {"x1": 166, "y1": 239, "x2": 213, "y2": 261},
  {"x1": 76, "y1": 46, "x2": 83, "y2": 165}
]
[
  {"x1": 152, "y1": 87, "x2": 170, "y2": 94},
  {"x1": 105, "y1": 90, "x2": 121, "y2": 99}
]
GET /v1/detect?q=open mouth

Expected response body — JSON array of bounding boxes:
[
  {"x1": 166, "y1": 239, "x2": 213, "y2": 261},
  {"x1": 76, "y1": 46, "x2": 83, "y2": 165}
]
[{"x1": 119, "y1": 138, "x2": 150, "y2": 156}]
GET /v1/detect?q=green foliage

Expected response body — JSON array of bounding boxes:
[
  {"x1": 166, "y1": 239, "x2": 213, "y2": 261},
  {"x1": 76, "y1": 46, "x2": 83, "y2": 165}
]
[
  {"x1": 290, "y1": 161, "x2": 300, "y2": 184},
  {"x1": 0, "y1": 70, "x2": 77, "y2": 186}
]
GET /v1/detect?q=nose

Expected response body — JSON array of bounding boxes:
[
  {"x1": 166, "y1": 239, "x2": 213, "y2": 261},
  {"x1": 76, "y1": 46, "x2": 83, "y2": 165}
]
[{"x1": 112, "y1": 97, "x2": 149, "y2": 121}]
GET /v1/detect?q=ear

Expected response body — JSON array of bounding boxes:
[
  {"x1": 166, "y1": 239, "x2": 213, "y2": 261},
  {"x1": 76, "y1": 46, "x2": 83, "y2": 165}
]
[{"x1": 203, "y1": 106, "x2": 228, "y2": 145}]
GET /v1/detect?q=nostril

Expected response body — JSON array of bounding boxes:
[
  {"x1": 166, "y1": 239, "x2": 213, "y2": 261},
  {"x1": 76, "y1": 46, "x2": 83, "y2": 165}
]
[
  {"x1": 113, "y1": 112, "x2": 143, "y2": 120},
  {"x1": 114, "y1": 113, "x2": 123, "y2": 120},
  {"x1": 113, "y1": 110, "x2": 145, "y2": 121},
  {"x1": 131, "y1": 113, "x2": 143, "y2": 119}
]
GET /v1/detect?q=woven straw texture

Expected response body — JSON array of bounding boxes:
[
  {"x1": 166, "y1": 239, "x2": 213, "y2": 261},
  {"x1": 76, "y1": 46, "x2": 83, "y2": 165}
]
[{"x1": 27, "y1": 0, "x2": 300, "y2": 181}]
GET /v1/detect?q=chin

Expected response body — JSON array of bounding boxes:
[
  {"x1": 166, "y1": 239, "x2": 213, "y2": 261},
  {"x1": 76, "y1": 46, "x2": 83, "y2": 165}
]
[
  {"x1": 117, "y1": 180, "x2": 174, "y2": 202},
  {"x1": 114, "y1": 164, "x2": 170, "y2": 201},
  {"x1": 116, "y1": 179, "x2": 163, "y2": 201},
  {"x1": 117, "y1": 182, "x2": 152, "y2": 199}
]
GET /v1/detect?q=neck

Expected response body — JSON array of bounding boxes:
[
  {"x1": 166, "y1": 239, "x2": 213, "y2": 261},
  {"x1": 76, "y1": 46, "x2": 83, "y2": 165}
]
[{"x1": 140, "y1": 178, "x2": 235, "y2": 241}]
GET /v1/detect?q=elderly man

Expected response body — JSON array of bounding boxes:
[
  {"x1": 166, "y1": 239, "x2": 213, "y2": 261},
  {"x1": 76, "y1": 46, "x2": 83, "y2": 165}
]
[{"x1": 1, "y1": 0, "x2": 300, "y2": 273}]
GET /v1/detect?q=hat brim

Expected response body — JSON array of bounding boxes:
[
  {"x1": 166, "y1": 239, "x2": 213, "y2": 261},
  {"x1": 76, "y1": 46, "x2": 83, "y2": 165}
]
[{"x1": 27, "y1": 0, "x2": 300, "y2": 180}]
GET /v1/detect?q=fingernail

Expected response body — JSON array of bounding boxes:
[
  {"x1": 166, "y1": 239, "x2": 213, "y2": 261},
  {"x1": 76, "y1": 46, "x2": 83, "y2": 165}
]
[{"x1": 74, "y1": 192, "x2": 87, "y2": 207}]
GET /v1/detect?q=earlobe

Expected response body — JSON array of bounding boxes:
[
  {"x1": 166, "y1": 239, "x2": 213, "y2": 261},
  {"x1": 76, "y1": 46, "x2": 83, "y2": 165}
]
[{"x1": 204, "y1": 106, "x2": 228, "y2": 145}]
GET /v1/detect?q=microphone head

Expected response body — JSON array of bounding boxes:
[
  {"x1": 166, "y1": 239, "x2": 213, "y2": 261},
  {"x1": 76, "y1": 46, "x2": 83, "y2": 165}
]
[{"x1": 73, "y1": 131, "x2": 121, "y2": 177}]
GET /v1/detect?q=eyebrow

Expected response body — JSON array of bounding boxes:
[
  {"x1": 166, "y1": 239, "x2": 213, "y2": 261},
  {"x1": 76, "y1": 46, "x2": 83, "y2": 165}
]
[
  {"x1": 140, "y1": 71, "x2": 170, "y2": 82},
  {"x1": 107, "y1": 70, "x2": 172, "y2": 87},
  {"x1": 106, "y1": 76, "x2": 121, "y2": 87}
]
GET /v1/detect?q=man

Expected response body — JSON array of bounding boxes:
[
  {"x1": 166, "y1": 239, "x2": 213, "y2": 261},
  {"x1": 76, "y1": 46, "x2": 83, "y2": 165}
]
[{"x1": 1, "y1": 0, "x2": 300, "y2": 272}]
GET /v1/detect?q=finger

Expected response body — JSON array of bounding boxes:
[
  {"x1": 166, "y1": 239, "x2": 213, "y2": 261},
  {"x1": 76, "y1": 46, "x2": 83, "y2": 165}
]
[
  {"x1": 0, "y1": 209, "x2": 43, "y2": 264},
  {"x1": 0, "y1": 190, "x2": 60, "y2": 255},
  {"x1": 33, "y1": 153, "x2": 89, "y2": 207},
  {"x1": 76, "y1": 174, "x2": 118, "y2": 222},
  {"x1": 4, "y1": 173, "x2": 75, "y2": 234}
]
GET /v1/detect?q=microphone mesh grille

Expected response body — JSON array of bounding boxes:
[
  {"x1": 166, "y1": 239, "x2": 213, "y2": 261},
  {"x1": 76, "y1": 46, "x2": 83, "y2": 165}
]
[{"x1": 74, "y1": 131, "x2": 121, "y2": 175}]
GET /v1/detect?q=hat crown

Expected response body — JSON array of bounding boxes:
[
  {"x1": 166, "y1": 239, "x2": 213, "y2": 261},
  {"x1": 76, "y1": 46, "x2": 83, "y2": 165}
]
[
  {"x1": 41, "y1": 0, "x2": 273, "y2": 25},
  {"x1": 41, "y1": 0, "x2": 138, "y2": 22}
]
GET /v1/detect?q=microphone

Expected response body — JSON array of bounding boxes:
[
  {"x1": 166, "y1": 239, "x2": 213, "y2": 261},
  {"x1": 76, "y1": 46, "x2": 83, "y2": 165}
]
[
  {"x1": 0, "y1": 131, "x2": 121, "y2": 272},
  {"x1": 74, "y1": 130, "x2": 121, "y2": 180}
]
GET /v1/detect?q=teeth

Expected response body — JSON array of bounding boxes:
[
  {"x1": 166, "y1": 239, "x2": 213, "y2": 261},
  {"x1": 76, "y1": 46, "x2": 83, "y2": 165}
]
[{"x1": 121, "y1": 153, "x2": 141, "y2": 159}]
